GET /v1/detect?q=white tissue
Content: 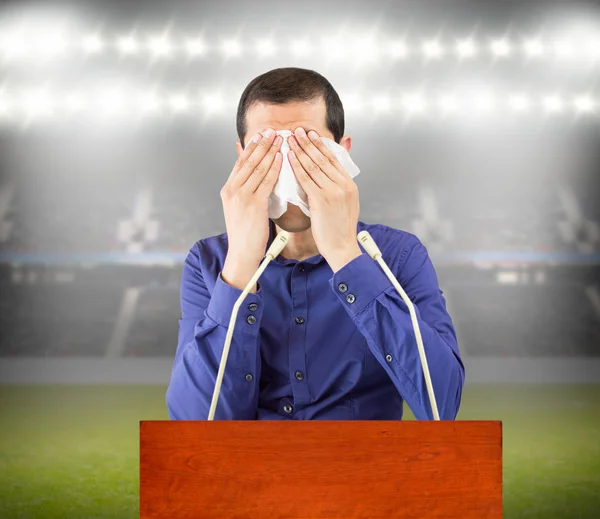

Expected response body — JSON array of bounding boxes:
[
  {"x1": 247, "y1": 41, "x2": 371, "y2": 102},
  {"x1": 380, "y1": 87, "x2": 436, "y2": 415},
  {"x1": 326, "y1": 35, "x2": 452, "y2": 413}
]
[{"x1": 264, "y1": 129, "x2": 360, "y2": 219}]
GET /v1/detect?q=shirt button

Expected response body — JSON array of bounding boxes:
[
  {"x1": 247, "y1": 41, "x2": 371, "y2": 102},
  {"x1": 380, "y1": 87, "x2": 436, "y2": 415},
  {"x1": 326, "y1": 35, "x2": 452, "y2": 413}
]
[
  {"x1": 245, "y1": 373, "x2": 253, "y2": 381},
  {"x1": 283, "y1": 404, "x2": 293, "y2": 414},
  {"x1": 298, "y1": 264, "x2": 305, "y2": 272},
  {"x1": 338, "y1": 283, "x2": 348, "y2": 293},
  {"x1": 346, "y1": 294, "x2": 356, "y2": 304},
  {"x1": 248, "y1": 302, "x2": 258, "y2": 312},
  {"x1": 295, "y1": 370, "x2": 304, "y2": 381},
  {"x1": 385, "y1": 354, "x2": 393, "y2": 363},
  {"x1": 295, "y1": 316, "x2": 305, "y2": 324},
  {"x1": 246, "y1": 315, "x2": 257, "y2": 325}
]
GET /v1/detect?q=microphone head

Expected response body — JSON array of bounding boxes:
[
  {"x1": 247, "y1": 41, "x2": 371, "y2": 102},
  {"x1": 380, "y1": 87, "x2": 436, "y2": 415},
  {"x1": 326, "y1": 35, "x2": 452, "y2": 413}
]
[
  {"x1": 266, "y1": 230, "x2": 290, "y2": 259},
  {"x1": 357, "y1": 230, "x2": 382, "y2": 259}
]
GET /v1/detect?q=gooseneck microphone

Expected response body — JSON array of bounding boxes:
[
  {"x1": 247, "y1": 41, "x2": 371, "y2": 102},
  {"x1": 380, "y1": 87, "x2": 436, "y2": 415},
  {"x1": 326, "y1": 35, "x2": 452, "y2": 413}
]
[
  {"x1": 208, "y1": 230, "x2": 290, "y2": 421},
  {"x1": 357, "y1": 230, "x2": 440, "y2": 421}
]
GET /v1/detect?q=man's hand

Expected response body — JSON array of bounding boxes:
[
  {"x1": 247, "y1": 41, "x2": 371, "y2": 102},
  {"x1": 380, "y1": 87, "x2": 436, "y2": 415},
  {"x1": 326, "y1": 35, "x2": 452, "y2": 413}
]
[
  {"x1": 287, "y1": 127, "x2": 362, "y2": 273},
  {"x1": 221, "y1": 129, "x2": 283, "y2": 291}
]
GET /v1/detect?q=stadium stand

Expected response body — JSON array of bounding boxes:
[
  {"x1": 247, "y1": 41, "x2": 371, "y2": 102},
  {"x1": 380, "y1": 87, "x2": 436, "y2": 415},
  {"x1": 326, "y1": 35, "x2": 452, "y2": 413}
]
[
  {"x1": 1, "y1": 174, "x2": 137, "y2": 254},
  {"x1": 123, "y1": 286, "x2": 180, "y2": 357},
  {"x1": 0, "y1": 281, "x2": 123, "y2": 356},
  {"x1": 449, "y1": 283, "x2": 600, "y2": 356},
  {"x1": 0, "y1": 148, "x2": 598, "y2": 359},
  {"x1": 433, "y1": 177, "x2": 570, "y2": 253}
]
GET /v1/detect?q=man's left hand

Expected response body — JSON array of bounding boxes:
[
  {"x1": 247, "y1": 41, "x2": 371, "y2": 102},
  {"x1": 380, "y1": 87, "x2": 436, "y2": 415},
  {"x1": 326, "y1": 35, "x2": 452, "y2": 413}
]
[{"x1": 287, "y1": 127, "x2": 362, "y2": 273}]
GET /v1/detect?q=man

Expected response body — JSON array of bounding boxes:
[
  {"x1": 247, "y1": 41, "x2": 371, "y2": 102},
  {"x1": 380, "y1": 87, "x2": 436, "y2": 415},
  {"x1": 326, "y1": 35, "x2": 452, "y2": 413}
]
[{"x1": 166, "y1": 67, "x2": 465, "y2": 420}]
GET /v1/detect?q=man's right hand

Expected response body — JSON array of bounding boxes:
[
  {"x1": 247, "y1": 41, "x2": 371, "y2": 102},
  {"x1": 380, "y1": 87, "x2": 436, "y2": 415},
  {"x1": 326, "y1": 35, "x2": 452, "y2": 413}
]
[{"x1": 220, "y1": 128, "x2": 283, "y2": 291}]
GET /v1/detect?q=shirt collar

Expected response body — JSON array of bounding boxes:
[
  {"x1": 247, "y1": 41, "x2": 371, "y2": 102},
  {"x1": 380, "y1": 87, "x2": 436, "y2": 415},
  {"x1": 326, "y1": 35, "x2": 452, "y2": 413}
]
[{"x1": 266, "y1": 218, "x2": 325, "y2": 266}]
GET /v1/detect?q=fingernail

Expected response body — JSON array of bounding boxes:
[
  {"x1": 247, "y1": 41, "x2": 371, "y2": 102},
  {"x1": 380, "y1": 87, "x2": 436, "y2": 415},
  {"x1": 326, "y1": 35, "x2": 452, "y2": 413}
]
[
  {"x1": 264, "y1": 129, "x2": 274, "y2": 138},
  {"x1": 252, "y1": 134, "x2": 262, "y2": 143},
  {"x1": 308, "y1": 130, "x2": 318, "y2": 140},
  {"x1": 296, "y1": 127, "x2": 306, "y2": 137}
]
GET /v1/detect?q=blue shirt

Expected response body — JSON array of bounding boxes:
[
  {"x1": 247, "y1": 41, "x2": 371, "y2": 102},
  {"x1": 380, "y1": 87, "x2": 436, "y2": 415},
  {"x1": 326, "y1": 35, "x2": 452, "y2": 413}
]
[{"x1": 166, "y1": 219, "x2": 465, "y2": 420}]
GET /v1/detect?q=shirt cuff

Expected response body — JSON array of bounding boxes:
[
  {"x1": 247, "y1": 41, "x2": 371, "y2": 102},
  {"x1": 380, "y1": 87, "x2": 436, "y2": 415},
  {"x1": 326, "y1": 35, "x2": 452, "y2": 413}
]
[
  {"x1": 329, "y1": 252, "x2": 393, "y2": 318},
  {"x1": 205, "y1": 272, "x2": 264, "y2": 336}
]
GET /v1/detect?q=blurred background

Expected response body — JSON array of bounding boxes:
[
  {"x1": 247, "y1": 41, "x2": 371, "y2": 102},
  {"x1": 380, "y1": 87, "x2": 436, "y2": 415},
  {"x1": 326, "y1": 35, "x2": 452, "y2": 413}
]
[{"x1": 0, "y1": 0, "x2": 598, "y2": 517}]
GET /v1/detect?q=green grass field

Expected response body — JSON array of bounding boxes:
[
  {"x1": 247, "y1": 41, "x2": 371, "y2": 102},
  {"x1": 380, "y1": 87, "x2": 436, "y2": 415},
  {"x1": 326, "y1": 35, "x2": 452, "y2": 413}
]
[{"x1": 0, "y1": 384, "x2": 599, "y2": 519}]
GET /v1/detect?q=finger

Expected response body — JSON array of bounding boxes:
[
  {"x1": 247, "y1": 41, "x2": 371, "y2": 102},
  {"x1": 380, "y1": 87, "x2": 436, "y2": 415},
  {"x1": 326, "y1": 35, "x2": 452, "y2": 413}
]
[
  {"x1": 306, "y1": 130, "x2": 350, "y2": 180},
  {"x1": 232, "y1": 130, "x2": 278, "y2": 189},
  {"x1": 288, "y1": 149, "x2": 319, "y2": 197},
  {"x1": 228, "y1": 133, "x2": 263, "y2": 180},
  {"x1": 288, "y1": 134, "x2": 331, "y2": 189},
  {"x1": 244, "y1": 136, "x2": 283, "y2": 192},
  {"x1": 292, "y1": 128, "x2": 345, "y2": 182},
  {"x1": 255, "y1": 151, "x2": 283, "y2": 197}
]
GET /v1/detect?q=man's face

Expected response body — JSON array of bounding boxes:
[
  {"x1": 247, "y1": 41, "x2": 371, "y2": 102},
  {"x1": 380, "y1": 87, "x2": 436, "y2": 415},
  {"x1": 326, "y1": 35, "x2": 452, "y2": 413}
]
[{"x1": 236, "y1": 97, "x2": 351, "y2": 233}]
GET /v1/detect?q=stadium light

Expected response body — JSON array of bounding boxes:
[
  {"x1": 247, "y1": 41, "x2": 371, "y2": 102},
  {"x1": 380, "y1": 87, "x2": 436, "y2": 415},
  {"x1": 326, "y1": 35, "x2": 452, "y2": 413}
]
[
  {"x1": 82, "y1": 35, "x2": 104, "y2": 54},
  {"x1": 388, "y1": 41, "x2": 408, "y2": 59},
  {"x1": 423, "y1": 40, "x2": 444, "y2": 58},
  {"x1": 542, "y1": 95, "x2": 563, "y2": 113},
  {"x1": 553, "y1": 40, "x2": 574, "y2": 59},
  {"x1": 169, "y1": 94, "x2": 190, "y2": 112},
  {"x1": 222, "y1": 39, "x2": 242, "y2": 57},
  {"x1": 585, "y1": 39, "x2": 600, "y2": 60},
  {"x1": 256, "y1": 39, "x2": 276, "y2": 57},
  {"x1": 0, "y1": 96, "x2": 9, "y2": 117},
  {"x1": 2, "y1": 30, "x2": 600, "y2": 65},
  {"x1": 0, "y1": 33, "x2": 25, "y2": 58},
  {"x1": 402, "y1": 93, "x2": 426, "y2": 113},
  {"x1": 473, "y1": 92, "x2": 495, "y2": 112},
  {"x1": 290, "y1": 39, "x2": 311, "y2": 57},
  {"x1": 139, "y1": 92, "x2": 161, "y2": 113},
  {"x1": 341, "y1": 94, "x2": 363, "y2": 113},
  {"x1": 38, "y1": 32, "x2": 67, "y2": 58},
  {"x1": 508, "y1": 94, "x2": 530, "y2": 111},
  {"x1": 24, "y1": 90, "x2": 54, "y2": 116},
  {"x1": 202, "y1": 93, "x2": 225, "y2": 114},
  {"x1": 574, "y1": 95, "x2": 595, "y2": 112},
  {"x1": 353, "y1": 37, "x2": 379, "y2": 62},
  {"x1": 185, "y1": 38, "x2": 205, "y2": 57},
  {"x1": 491, "y1": 39, "x2": 511, "y2": 57},
  {"x1": 322, "y1": 37, "x2": 346, "y2": 59},
  {"x1": 99, "y1": 89, "x2": 126, "y2": 115},
  {"x1": 149, "y1": 37, "x2": 172, "y2": 58},
  {"x1": 371, "y1": 95, "x2": 391, "y2": 112},
  {"x1": 0, "y1": 88, "x2": 599, "y2": 121},
  {"x1": 64, "y1": 92, "x2": 85, "y2": 112},
  {"x1": 438, "y1": 94, "x2": 459, "y2": 113},
  {"x1": 118, "y1": 36, "x2": 139, "y2": 55},
  {"x1": 456, "y1": 39, "x2": 477, "y2": 58},
  {"x1": 524, "y1": 39, "x2": 544, "y2": 57}
]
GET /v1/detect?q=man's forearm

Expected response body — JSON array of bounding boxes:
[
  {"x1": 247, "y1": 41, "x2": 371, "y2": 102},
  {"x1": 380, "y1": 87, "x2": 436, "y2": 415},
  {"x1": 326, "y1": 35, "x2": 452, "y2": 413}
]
[{"x1": 222, "y1": 252, "x2": 262, "y2": 292}]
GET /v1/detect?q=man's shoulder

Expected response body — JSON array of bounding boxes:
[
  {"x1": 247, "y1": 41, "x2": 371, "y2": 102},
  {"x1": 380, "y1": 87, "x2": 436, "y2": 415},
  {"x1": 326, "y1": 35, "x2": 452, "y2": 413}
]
[
  {"x1": 185, "y1": 230, "x2": 228, "y2": 260},
  {"x1": 187, "y1": 222, "x2": 424, "y2": 260},
  {"x1": 357, "y1": 220, "x2": 423, "y2": 250},
  {"x1": 357, "y1": 221, "x2": 434, "y2": 280}
]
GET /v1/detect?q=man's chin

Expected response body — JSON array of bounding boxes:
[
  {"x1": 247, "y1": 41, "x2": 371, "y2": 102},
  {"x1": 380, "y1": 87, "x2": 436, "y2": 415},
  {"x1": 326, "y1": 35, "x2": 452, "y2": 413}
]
[{"x1": 273, "y1": 205, "x2": 311, "y2": 233}]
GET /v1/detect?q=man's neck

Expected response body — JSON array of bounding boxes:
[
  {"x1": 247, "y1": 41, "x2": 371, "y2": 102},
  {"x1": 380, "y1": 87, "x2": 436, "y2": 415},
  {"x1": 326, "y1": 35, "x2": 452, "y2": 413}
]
[{"x1": 275, "y1": 223, "x2": 321, "y2": 261}]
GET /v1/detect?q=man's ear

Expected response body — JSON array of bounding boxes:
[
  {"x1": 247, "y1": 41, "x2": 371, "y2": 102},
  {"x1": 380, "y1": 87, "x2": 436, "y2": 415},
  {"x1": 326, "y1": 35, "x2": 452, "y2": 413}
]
[
  {"x1": 340, "y1": 136, "x2": 352, "y2": 153},
  {"x1": 235, "y1": 140, "x2": 244, "y2": 158}
]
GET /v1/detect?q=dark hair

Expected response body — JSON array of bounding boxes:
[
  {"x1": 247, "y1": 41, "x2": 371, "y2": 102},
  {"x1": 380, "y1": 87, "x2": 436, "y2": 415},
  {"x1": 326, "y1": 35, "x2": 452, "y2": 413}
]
[{"x1": 236, "y1": 67, "x2": 345, "y2": 148}]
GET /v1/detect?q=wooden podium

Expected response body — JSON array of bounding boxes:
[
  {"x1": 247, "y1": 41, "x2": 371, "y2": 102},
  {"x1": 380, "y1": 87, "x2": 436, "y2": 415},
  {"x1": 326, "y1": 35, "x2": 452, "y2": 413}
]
[{"x1": 140, "y1": 420, "x2": 502, "y2": 518}]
